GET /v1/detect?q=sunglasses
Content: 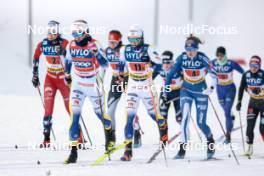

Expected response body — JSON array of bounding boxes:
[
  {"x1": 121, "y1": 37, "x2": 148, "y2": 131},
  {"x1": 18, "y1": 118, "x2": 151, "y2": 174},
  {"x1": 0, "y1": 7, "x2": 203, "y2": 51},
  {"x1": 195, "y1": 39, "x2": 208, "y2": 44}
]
[
  {"x1": 108, "y1": 40, "x2": 119, "y2": 45},
  {"x1": 128, "y1": 37, "x2": 141, "y2": 43},
  {"x1": 250, "y1": 63, "x2": 260, "y2": 69}
]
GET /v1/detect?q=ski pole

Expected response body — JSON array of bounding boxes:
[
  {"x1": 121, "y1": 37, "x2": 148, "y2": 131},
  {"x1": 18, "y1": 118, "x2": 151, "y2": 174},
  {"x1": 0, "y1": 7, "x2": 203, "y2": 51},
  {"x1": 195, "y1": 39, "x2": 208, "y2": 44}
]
[
  {"x1": 238, "y1": 111, "x2": 246, "y2": 153},
  {"x1": 148, "y1": 79, "x2": 168, "y2": 167},
  {"x1": 165, "y1": 97, "x2": 180, "y2": 104},
  {"x1": 95, "y1": 74, "x2": 111, "y2": 161},
  {"x1": 134, "y1": 115, "x2": 144, "y2": 135},
  {"x1": 37, "y1": 86, "x2": 57, "y2": 143},
  {"x1": 208, "y1": 97, "x2": 240, "y2": 165},
  {"x1": 80, "y1": 115, "x2": 93, "y2": 146}
]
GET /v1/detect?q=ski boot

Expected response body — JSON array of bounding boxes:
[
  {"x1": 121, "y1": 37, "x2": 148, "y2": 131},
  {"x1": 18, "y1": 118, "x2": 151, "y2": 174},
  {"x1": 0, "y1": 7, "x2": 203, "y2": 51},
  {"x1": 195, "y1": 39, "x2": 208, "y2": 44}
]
[
  {"x1": 77, "y1": 129, "x2": 86, "y2": 150},
  {"x1": 121, "y1": 141, "x2": 132, "y2": 161},
  {"x1": 105, "y1": 129, "x2": 116, "y2": 154},
  {"x1": 174, "y1": 142, "x2": 186, "y2": 159},
  {"x1": 244, "y1": 144, "x2": 253, "y2": 157},
  {"x1": 40, "y1": 132, "x2": 50, "y2": 148},
  {"x1": 207, "y1": 137, "x2": 215, "y2": 159},
  {"x1": 224, "y1": 133, "x2": 231, "y2": 144},
  {"x1": 133, "y1": 129, "x2": 142, "y2": 148},
  {"x1": 40, "y1": 116, "x2": 52, "y2": 148},
  {"x1": 64, "y1": 146, "x2": 78, "y2": 164}
]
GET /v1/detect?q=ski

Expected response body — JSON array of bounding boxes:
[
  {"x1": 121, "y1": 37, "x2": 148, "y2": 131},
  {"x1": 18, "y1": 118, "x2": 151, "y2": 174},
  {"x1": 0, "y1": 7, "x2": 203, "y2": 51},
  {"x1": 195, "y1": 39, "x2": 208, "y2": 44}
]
[
  {"x1": 200, "y1": 157, "x2": 223, "y2": 161},
  {"x1": 90, "y1": 141, "x2": 130, "y2": 166},
  {"x1": 241, "y1": 153, "x2": 252, "y2": 159},
  {"x1": 146, "y1": 131, "x2": 181, "y2": 164}
]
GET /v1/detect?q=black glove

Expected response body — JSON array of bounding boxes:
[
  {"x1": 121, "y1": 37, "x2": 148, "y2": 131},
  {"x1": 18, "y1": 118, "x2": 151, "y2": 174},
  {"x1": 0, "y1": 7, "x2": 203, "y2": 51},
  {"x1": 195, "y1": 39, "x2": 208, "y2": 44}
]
[
  {"x1": 253, "y1": 87, "x2": 261, "y2": 95},
  {"x1": 236, "y1": 101, "x2": 242, "y2": 111},
  {"x1": 32, "y1": 74, "x2": 39, "y2": 88},
  {"x1": 65, "y1": 74, "x2": 72, "y2": 85},
  {"x1": 176, "y1": 115, "x2": 182, "y2": 124}
]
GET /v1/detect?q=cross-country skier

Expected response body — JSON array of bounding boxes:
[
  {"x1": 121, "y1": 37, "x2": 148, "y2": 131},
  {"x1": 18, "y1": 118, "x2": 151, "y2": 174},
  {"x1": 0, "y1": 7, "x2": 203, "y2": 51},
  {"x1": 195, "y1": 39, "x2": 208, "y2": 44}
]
[
  {"x1": 212, "y1": 46, "x2": 244, "y2": 144},
  {"x1": 164, "y1": 34, "x2": 217, "y2": 159},
  {"x1": 118, "y1": 25, "x2": 168, "y2": 161},
  {"x1": 159, "y1": 51, "x2": 182, "y2": 124},
  {"x1": 63, "y1": 20, "x2": 114, "y2": 164},
  {"x1": 32, "y1": 20, "x2": 79, "y2": 147},
  {"x1": 236, "y1": 55, "x2": 264, "y2": 157},
  {"x1": 105, "y1": 30, "x2": 142, "y2": 148}
]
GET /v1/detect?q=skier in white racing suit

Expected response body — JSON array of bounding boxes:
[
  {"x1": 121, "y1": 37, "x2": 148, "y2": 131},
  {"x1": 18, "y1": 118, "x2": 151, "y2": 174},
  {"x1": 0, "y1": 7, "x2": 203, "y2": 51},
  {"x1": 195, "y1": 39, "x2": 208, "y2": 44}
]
[
  {"x1": 119, "y1": 25, "x2": 168, "y2": 161},
  {"x1": 64, "y1": 20, "x2": 114, "y2": 164}
]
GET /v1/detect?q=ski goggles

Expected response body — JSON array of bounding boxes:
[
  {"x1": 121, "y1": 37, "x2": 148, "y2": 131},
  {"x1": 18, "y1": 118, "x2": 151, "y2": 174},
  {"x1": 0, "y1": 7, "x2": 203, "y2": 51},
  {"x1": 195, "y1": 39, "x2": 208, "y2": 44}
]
[
  {"x1": 185, "y1": 46, "x2": 198, "y2": 52},
  {"x1": 128, "y1": 37, "x2": 141, "y2": 43},
  {"x1": 162, "y1": 59, "x2": 173, "y2": 64},
  {"x1": 108, "y1": 40, "x2": 119, "y2": 46},
  {"x1": 250, "y1": 63, "x2": 260, "y2": 69},
  {"x1": 47, "y1": 28, "x2": 59, "y2": 35},
  {"x1": 72, "y1": 30, "x2": 85, "y2": 39}
]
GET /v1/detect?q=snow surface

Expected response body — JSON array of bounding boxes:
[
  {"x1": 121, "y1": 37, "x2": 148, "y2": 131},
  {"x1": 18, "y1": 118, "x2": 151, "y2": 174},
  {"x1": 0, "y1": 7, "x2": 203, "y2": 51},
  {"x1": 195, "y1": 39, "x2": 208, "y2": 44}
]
[{"x1": 0, "y1": 0, "x2": 263, "y2": 175}]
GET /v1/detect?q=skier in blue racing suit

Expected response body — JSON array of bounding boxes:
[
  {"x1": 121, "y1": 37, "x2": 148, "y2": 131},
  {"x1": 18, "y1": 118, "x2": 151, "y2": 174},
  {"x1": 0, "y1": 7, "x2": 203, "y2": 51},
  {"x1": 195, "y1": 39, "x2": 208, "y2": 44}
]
[
  {"x1": 212, "y1": 46, "x2": 244, "y2": 144},
  {"x1": 164, "y1": 34, "x2": 217, "y2": 159}
]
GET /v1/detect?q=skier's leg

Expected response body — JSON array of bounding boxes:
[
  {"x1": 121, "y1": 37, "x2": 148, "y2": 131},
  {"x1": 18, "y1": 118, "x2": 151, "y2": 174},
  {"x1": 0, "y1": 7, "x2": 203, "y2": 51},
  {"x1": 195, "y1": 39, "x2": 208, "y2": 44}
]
[
  {"x1": 124, "y1": 92, "x2": 140, "y2": 141},
  {"x1": 90, "y1": 85, "x2": 112, "y2": 130},
  {"x1": 57, "y1": 77, "x2": 70, "y2": 114},
  {"x1": 133, "y1": 115, "x2": 142, "y2": 148},
  {"x1": 57, "y1": 77, "x2": 85, "y2": 144},
  {"x1": 244, "y1": 101, "x2": 258, "y2": 156},
  {"x1": 65, "y1": 82, "x2": 85, "y2": 164},
  {"x1": 107, "y1": 76, "x2": 123, "y2": 131},
  {"x1": 260, "y1": 111, "x2": 264, "y2": 142},
  {"x1": 216, "y1": 85, "x2": 227, "y2": 130},
  {"x1": 42, "y1": 75, "x2": 57, "y2": 145},
  {"x1": 89, "y1": 80, "x2": 115, "y2": 152},
  {"x1": 246, "y1": 102, "x2": 258, "y2": 145},
  {"x1": 175, "y1": 89, "x2": 192, "y2": 159},
  {"x1": 223, "y1": 85, "x2": 236, "y2": 142},
  {"x1": 172, "y1": 90, "x2": 182, "y2": 124},
  {"x1": 159, "y1": 92, "x2": 170, "y2": 120},
  {"x1": 194, "y1": 94, "x2": 212, "y2": 139},
  {"x1": 194, "y1": 93, "x2": 215, "y2": 158},
  {"x1": 68, "y1": 87, "x2": 85, "y2": 146},
  {"x1": 121, "y1": 91, "x2": 140, "y2": 161},
  {"x1": 180, "y1": 90, "x2": 192, "y2": 143},
  {"x1": 142, "y1": 86, "x2": 167, "y2": 144}
]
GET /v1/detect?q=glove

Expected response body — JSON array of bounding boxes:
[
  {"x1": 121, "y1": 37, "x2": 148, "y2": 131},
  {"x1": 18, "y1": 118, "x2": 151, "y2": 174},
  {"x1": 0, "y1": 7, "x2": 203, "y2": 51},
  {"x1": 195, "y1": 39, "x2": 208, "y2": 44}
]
[
  {"x1": 161, "y1": 93, "x2": 168, "y2": 104},
  {"x1": 253, "y1": 87, "x2": 261, "y2": 95},
  {"x1": 176, "y1": 115, "x2": 182, "y2": 124},
  {"x1": 236, "y1": 102, "x2": 242, "y2": 111},
  {"x1": 115, "y1": 74, "x2": 124, "y2": 84},
  {"x1": 202, "y1": 86, "x2": 214, "y2": 95},
  {"x1": 32, "y1": 74, "x2": 39, "y2": 88},
  {"x1": 65, "y1": 74, "x2": 72, "y2": 86}
]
